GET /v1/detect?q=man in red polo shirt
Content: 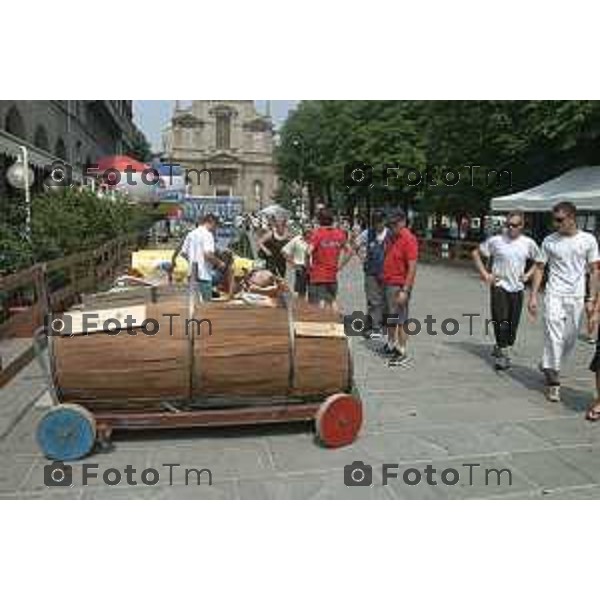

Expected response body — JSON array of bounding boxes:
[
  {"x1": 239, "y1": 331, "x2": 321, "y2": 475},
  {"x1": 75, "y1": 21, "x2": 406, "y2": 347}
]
[
  {"x1": 308, "y1": 208, "x2": 352, "y2": 310},
  {"x1": 382, "y1": 209, "x2": 418, "y2": 366}
]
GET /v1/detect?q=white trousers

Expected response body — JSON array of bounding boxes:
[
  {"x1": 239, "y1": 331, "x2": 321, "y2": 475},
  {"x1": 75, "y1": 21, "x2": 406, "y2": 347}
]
[{"x1": 542, "y1": 294, "x2": 584, "y2": 372}]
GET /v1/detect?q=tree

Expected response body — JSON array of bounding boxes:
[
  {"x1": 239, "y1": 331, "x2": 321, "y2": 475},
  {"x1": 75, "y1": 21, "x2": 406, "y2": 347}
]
[
  {"x1": 276, "y1": 100, "x2": 600, "y2": 226},
  {"x1": 0, "y1": 188, "x2": 157, "y2": 274}
]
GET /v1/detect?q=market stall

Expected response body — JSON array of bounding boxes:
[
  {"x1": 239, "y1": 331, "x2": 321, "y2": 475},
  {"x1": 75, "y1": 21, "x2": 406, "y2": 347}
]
[{"x1": 490, "y1": 166, "x2": 600, "y2": 239}]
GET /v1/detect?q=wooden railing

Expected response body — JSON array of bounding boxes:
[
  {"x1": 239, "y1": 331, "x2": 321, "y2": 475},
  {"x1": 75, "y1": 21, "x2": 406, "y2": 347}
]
[{"x1": 0, "y1": 233, "x2": 145, "y2": 339}]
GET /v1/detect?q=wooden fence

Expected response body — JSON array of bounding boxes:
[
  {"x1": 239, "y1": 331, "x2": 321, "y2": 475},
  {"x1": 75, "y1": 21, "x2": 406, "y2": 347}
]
[{"x1": 0, "y1": 233, "x2": 144, "y2": 340}]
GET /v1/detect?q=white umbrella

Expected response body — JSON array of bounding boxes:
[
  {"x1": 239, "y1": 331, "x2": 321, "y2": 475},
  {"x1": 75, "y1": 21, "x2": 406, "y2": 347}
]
[{"x1": 258, "y1": 204, "x2": 291, "y2": 220}]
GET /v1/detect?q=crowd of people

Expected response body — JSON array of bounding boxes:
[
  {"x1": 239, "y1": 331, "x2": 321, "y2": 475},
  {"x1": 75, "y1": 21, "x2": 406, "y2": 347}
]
[
  {"x1": 171, "y1": 206, "x2": 419, "y2": 368},
  {"x1": 171, "y1": 201, "x2": 600, "y2": 420}
]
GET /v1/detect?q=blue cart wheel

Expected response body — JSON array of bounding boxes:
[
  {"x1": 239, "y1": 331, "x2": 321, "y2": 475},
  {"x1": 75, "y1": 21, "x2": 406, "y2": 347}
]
[{"x1": 37, "y1": 404, "x2": 97, "y2": 461}]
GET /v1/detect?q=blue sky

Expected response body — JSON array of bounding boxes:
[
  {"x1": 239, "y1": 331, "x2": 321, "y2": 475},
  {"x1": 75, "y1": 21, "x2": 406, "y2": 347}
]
[{"x1": 133, "y1": 100, "x2": 298, "y2": 151}]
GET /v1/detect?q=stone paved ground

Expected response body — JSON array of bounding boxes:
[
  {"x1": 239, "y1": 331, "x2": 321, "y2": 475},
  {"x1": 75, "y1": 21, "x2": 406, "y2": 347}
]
[{"x1": 2, "y1": 260, "x2": 600, "y2": 499}]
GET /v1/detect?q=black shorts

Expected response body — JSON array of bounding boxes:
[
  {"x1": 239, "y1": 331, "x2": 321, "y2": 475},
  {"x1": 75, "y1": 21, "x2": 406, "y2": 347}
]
[
  {"x1": 294, "y1": 266, "x2": 308, "y2": 296},
  {"x1": 308, "y1": 282, "x2": 338, "y2": 304}
]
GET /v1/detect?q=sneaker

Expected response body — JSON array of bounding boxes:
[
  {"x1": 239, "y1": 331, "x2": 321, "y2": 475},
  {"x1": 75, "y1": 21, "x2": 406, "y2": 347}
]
[
  {"x1": 491, "y1": 345, "x2": 502, "y2": 358},
  {"x1": 494, "y1": 347, "x2": 511, "y2": 370},
  {"x1": 588, "y1": 337, "x2": 597, "y2": 346},
  {"x1": 495, "y1": 354, "x2": 510, "y2": 370},
  {"x1": 380, "y1": 343, "x2": 396, "y2": 356},
  {"x1": 361, "y1": 328, "x2": 374, "y2": 340},
  {"x1": 388, "y1": 349, "x2": 410, "y2": 367},
  {"x1": 546, "y1": 385, "x2": 561, "y2": 403}
]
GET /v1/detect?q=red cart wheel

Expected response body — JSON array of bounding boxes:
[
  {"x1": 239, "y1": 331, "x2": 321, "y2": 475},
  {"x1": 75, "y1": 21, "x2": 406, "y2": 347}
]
[{"x1": 315, "y1": 393, "x2": 362, "y2": 448}]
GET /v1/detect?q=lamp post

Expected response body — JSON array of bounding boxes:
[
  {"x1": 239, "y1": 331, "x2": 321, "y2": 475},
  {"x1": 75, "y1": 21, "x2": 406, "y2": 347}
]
[
  {"x1": 6, "y1": 145, "x2": 35, "y2": 241},
  {"x1": 291, "y1": 136, "x2": 306, "y2": 222}
]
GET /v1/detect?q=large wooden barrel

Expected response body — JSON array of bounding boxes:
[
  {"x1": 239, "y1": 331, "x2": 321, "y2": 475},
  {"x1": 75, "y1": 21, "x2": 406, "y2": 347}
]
[{"x1": 51, "y1": 292, "x2": 350, "y2": 412}]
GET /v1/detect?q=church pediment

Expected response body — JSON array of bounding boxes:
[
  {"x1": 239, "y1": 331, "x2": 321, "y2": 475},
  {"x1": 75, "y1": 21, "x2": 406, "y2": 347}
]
[
  {"x1": 209, "y1": 103, "x2": 238, "y2": 118},
  {"x1": 208, "y1": 151, "x2": 239, "y2": 163}
]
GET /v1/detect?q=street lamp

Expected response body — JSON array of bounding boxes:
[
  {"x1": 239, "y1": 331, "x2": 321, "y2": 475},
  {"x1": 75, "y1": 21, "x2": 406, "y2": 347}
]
[
  {"x1": 6, "y1": 145, "x2": 35, "y2": 240},
  {"x1": 291, "y1": 136, "x2": 306, "y2": 221}
]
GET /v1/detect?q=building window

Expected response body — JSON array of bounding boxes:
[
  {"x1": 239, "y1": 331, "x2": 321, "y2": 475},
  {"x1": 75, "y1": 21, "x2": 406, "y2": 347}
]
[
  {"x1": 216, "y1": 113, "x2": 231, "y2": 149},
  {"x1": 4, "y1": 105, "x2": 26, "y2": 139},
  {"x1": 34, "y1": 125, "x2": 50, "y2": 152},
  {"x1": 55, "y1": 138, "x2": 67, "y2": 161},
  {"x1": 74, "y1": 141, "x2": 83, "y2": 168},
  {"x1": 253, "y1": 180, "x2": 263, "y2": 206}
]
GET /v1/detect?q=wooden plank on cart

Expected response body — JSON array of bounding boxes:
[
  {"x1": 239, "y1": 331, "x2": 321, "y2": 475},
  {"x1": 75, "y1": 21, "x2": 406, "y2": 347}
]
[{"x1": 294, "y1": 321, "x2": 345, "y2": 338}]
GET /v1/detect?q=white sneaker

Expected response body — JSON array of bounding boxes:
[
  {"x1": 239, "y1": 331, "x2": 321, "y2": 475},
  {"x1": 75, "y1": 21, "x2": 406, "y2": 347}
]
[{"x1": 546, "y1": 385, "x2": 561, "y2": 403}]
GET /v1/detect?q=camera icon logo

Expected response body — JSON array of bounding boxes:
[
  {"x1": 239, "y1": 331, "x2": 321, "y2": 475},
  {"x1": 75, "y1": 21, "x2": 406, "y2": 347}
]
[
  {"x1": 45, "y1": 160, "x2": 73, "y2": 188},
  {"x1": 344, "y1": 311, "x2": 372, "y2": 337},
  {"x1": 44, "y1": 461, "x2": 73, "y2": 487},
  {"x1": 344, "y1": 161, "x2": 373, "y2": 187},
  {"x1": 344, "y1": 461, "x2": 373, "y2": 487},
  {"x1": 44, "y1": 313, "x2": 72, "y2": 336}
]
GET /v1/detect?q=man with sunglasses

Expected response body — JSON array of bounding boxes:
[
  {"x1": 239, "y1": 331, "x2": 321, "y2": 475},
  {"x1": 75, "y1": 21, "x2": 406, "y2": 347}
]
[
  {"x1": 472, "y1": 211, "x2": 540, "y2": 370},
  {"x1": 529, "y1": 202, "x2": 599, "y2": 402}
]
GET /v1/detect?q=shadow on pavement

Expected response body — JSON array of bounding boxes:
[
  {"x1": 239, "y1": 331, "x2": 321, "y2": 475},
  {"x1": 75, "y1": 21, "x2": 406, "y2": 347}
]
[
  {"x1": 111, "y1": 420, "x2": 313, "y2": 445},
  {"x1": 455, "y1": 340, "x2": 590, "y2": 414},
  {"x1": 358, "y1": 336, "x2": 388, "y2": 358}
]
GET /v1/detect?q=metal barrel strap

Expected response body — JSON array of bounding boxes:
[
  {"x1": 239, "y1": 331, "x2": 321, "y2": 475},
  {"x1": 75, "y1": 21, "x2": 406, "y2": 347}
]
[
  {"x1": 32, "y1": 327, "x2": 62, "y2": 406},
  {"x1": 346, "y1": 337, "x2": 354, "y2": 393},
  {"x1": 285, "y1": 292, "x2": 296, "y2": 392},
  {"x1": 187, "y1": 285, "x2": 196, "y2": 402}
]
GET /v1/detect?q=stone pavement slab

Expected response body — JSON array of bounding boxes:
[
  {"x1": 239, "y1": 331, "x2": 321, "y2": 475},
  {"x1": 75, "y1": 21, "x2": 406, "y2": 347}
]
[
  {"x1": 0, "y1": 360, "x2": 46, "y2": 440},
  {"x1": 2, "y1": 261, "x2": 600, "y2": 499}
]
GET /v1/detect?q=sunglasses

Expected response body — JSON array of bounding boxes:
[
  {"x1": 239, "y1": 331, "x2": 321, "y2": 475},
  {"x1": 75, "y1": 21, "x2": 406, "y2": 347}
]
[{"x1": 507, "y1": 222, "x2": 522, "y2": 229}]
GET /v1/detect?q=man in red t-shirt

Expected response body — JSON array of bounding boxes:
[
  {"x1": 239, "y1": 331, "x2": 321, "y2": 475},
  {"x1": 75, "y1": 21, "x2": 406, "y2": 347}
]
[
  {"x1": 382, "y1": 210, "x2": 418, "y2": 366},
  {"x1": 308, "y1": 208, "x2": 352, "y2": 309}
]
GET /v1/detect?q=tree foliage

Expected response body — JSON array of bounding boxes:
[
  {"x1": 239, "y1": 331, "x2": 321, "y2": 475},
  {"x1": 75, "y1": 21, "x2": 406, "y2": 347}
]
[
  {"x1": 276, "y1": 101, "x2": 600, "y2": 219},
  {"x1": 0, "y1": 188, "x2": 157, "y2": 274}
]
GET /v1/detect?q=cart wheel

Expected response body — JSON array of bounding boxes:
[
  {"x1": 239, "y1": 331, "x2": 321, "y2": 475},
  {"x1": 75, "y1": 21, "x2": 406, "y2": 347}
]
[
  {"x1": 315, "y1": 393, "x2": 362, "y2": 448},
  {"x1": 36, "y1": 403, "x2": 96, "y2": 461}
]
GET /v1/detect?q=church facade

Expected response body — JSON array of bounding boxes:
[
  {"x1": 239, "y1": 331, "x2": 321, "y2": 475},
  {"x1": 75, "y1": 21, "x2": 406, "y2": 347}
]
[{"x1": 163, "y1": 101, "x2": 277, "y2": 211}]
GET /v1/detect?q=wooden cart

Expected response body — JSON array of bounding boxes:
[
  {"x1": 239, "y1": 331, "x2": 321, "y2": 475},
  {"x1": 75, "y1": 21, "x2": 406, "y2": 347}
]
[{"x1": 35, "y1": 288, "x2": 362, "y2": 461}]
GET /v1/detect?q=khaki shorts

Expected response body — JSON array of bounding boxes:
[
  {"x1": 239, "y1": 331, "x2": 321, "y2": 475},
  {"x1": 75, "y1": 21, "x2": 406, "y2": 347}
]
[{"x1": 384, "y1": 285, "x2": 410, "y2": 326}]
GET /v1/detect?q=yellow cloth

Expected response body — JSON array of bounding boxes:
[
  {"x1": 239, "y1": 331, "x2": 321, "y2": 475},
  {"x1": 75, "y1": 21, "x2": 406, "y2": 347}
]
[
  {"x1": 131, "y1": 249, "x2": 188, "y2": 284},
  {"x1": 232, "y1": 255, "x2": 254, "y2": 278}
]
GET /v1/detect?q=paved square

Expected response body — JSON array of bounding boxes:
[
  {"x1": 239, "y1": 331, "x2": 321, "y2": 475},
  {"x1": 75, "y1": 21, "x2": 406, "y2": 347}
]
[{"x1": 2, "y1": 261, "x2": 600, "y2": 499}]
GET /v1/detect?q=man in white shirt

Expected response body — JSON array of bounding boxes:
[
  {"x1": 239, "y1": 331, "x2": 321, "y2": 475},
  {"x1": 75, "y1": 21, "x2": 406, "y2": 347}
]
[
  {"x1": 282, "y1": 226, "x2": 311, "y2": 298},
  {"x1": 472, "y1": 211, "x2": 540, "y2": 370},
  {"x1": 171, "y1": 214, "x2": 226, "y2": 303},
  {"x1": 529, "y1": 201, "x2": 599, "y2": 402}
]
